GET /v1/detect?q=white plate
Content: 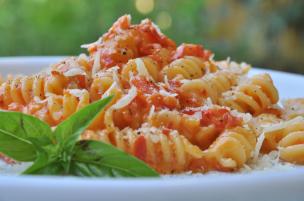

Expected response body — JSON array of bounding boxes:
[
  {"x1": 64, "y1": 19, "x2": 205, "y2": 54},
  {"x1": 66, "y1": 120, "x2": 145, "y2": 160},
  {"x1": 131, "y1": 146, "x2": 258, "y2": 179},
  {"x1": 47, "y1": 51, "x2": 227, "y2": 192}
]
[{"x1": 0, "y1": 57, "x2": 303, "y2": 201}]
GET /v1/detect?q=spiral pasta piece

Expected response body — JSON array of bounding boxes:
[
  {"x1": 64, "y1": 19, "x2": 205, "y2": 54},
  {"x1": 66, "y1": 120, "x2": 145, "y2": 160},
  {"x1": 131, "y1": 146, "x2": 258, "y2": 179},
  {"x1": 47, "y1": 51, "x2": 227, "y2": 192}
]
[
  {"x1": 0, "y1": 73, "x2": 67, "y2": 108},
  {"x1": 50, "y1": 54, "x2": 92, "y2": 76},
  {"x1": 279, "y1": 130, "x2": 304, "y2": 164},
  {"x1": 261, "y1": 116, "x2": 304, "y2": 164},
  {"x1": 220, "y1": 74, "x2": 279, "y2": 115},
  {"x1": 149, "y1": 110, "x2": 219, "y2": 150},
  {"x1": 162, "y1": 56, "x2": 217, "y2": 80},
  {"x1": 121, "y1": 57, "x2": 162, "y2": 82},
  {"x1": 203, "y1": 127, "x2": 256, "y2": 171},
  {"x1": 28, "y1": 89, "x2": 90, "y2": 126},
  {"x1": 178, "y1": 70, "x2": 237, "y2": 106},
  {"x1": 82, "y1": 127, "x2": 205, "y2": 173},
  {"x1": 90, "y1": 71, "x2": 115, "y2": 101},
  {"x1": 89, "y1": 86, "x2": 123, "y2": 130},
  {"x1": 48, "y1": 55, "x2": 92, "y2": 95},
  {"x1": 0, "y1": 56, "x2": 91, "y2": 109},
  {"x1": 249, "y1": 113, "x2": 282, "y2": 138},
  {"x1": 282, "y1": 98, "x2": 304, "y2": 120}
]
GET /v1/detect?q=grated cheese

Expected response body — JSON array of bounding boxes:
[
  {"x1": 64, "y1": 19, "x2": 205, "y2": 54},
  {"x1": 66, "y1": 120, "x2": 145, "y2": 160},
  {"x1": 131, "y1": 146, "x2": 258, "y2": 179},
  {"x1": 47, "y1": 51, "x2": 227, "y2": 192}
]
[
  {"x1": 92, "y1": 49, "x2": 102, "y2": 75},
  {"x1": 33, "y1": 96, "x2": 48, "y2": 104},
  {"x1": 159, "y1": 89, "x2": 177, "y2": 97},
  {"x1": 112, "y1": 86, "x2": 137, "y2": 109},
  {"x1": 230, "y1": 110, "x2": 252, "y2": 123},
  {"x1": 264, "y1": 116, "x2": 304, "y2": 133},
  {"x1": 219, "y1": 158, "x2": 237, "y2": 168},
  {"x1": 67, "y1": 89, "x2": 87, "y2": 98},
  {"x1": 63, "y1": 68, "x2": 86, "y2": 77},
  {"x1": 80, "y1": 38, "x2": 101, "y2": 49},
  {"x1": 216, "y1": 58, "x2": 250, "y2": 75},
  {"x1": 102, "y1": 82, "x2": 118, "y2": 99},
  {"x1": 111, "y1": 66, "x2": 123, "y2": 90},
  {"x1": 253, "y1": 132, "x2": 265, "y2": 162},
  {"x1": 148, "y1": 105, "x2": 155, "y2": 119},
  {"x1": 135, "y1": 58, "x2": 154, "y2": 81}
]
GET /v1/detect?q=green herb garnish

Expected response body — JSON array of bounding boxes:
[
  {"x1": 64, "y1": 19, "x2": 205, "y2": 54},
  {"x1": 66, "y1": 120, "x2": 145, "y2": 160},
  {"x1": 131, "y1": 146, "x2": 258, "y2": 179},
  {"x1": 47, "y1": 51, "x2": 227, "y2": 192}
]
[{"x1": 0, "y1": 96, "x2": 159, "y2": 177}]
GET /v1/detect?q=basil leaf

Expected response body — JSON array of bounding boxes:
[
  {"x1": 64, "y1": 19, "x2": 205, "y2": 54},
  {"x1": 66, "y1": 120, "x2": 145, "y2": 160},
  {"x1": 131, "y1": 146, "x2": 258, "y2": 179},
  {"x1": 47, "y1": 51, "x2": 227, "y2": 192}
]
[
  {"x1": 69, "y1": 140, "x2": 159, "y2": 177},
  {"x1": 0, "y1": 111, "x2": 53, "y2": 161},
  {"x1": 22, "y1": 145, "x2": 50, "y2": 174},
  {"x1": 24, "y1": 159, "x2": 64, "y2": 175},
  {"x1": 22, "y1": 143, "x2": 62, "y2": 175},
  {"x1": 54, "y1": 96, "x2": 113, "y2": 154}
]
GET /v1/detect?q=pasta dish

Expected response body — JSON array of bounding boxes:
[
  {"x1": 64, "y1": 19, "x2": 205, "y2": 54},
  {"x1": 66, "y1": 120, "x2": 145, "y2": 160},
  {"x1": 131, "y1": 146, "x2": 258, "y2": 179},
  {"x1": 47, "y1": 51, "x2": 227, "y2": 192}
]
[{"x1": 0, "y1": 15, "x2": 303, "y2": 174}]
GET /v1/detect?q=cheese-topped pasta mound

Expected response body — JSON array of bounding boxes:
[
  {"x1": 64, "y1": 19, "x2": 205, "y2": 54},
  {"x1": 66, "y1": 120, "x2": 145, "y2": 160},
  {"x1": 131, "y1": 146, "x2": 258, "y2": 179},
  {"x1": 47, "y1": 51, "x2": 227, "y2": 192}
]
[{"x1": 0, "y1": 15, "x2": 303, "y2": 174}]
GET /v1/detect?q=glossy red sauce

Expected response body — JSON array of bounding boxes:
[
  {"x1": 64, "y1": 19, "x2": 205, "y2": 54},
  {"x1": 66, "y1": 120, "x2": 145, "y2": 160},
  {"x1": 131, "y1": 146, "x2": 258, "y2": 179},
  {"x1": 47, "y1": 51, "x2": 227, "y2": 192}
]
[
  {"x1": 200, "y1": 108, "x2": 242, "y2": 131},
  {"x1": 134, "y1": 135, "x2": 147, "y2": 161},
  {"x1": 88, "y1": 15, "x2": 176, "y2": 68},
  {"x1": 171, "y1": 43, "x2": 212, "y2": 61},
  {"x1": 131, "y1": 76, "x2": 159, "y2": 94}
]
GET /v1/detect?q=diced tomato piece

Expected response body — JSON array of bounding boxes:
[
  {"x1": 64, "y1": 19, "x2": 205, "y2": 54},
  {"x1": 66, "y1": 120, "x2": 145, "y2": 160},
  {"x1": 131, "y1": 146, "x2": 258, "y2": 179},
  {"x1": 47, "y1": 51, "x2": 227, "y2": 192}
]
[
  {"x1": 135, "y1": 92, "x2": 149, "y2": 108},
  {"x1": 171, "y1": 43, "x2": 212, "y2": 60},
  {"x1": 113, "y1": 92, "x2": 150, "y2": 129},
  {"x1": 103, "y1": 15, "x2": 131, "y2": 41},
  {"x1": 131, "y1": 77, "x2": 159, "y2": 94},
  {"x1": 168, "y1": 80, "x2": 181, "y2": 89},
  {"x1": 72, "y1": 75, "x2": 87, "y2": 88},
  {"x1": 162, "y1": 96, "x2": 179, "y2": 110},
  {"x1": 136, "y1": 19, "x2": 176, "y2": 52},
  {"x1": 134, "y1": 135, "x2": 147, "y2": 161},
  {"x1": 149, "y1": 93, "x2": 179, "y2": 110},
  {"x1": 162, "y1": 128, "x2": 171, "y2": 136},
  {"x1": 200, "y1": 108, "x2": 242, "y2": 131}
]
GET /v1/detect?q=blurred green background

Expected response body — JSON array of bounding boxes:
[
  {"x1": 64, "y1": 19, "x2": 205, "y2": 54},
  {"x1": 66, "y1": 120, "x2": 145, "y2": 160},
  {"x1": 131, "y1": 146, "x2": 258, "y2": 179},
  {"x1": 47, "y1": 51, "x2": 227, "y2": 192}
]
[{"x1": 0, "y1": 0, "x2": 303, "y2": 74}]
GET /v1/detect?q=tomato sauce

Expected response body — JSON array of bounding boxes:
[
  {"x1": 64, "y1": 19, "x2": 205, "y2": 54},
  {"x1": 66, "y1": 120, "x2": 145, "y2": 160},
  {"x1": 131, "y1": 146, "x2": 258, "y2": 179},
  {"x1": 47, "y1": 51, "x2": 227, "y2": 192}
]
[
  {"x1": 171, "y1": 43, "x2": 212, "y2": 61},
  {"x1": 200, "y1": 108, "x2": 242, "y2": 131},
  {"x1": 134, "y1": 135, "x2": 147, "y2": 161},
  {"x1": 149, "y1": 93, "x2": 179, "y2": 110},
  {"x1": 131, "y1": 76, "x2": 159, "y2": 94},
  {"x1": 87, "y1": 15, "x2": 176, "y2": 69}
]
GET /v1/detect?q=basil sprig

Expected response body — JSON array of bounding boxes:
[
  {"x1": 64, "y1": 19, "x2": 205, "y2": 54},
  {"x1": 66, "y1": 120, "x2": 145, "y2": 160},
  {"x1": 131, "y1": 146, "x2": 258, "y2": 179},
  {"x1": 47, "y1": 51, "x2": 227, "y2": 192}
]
[
  {"x1": 0, "y1": 96, "x2": 159, "y2": 177},
  {"x1": 70, "y1": 140, "x2": 159, "y2": 177}
]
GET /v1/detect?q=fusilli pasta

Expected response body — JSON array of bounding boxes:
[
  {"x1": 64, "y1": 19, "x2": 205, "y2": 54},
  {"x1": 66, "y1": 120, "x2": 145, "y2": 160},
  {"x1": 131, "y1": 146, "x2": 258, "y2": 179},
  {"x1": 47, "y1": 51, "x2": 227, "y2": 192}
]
[
  {"x1": 149, "y1": 110, "x2": 219, "y2": 150},
  {"x1": 121, "y1": 57, "x2": 162, "y2": 82},
  {"x1": 203, "y1": 127, "x2": 256, "y2": 171},
  {"x1": 27, "y1": 89, "x2": 90, "y2": 126},
  {"x1": 0, "y1": 74, "x2": 56, "y2": 108},
  {"x1": 82, "y1": 127, "x2": 205, "y2": 173},
  {"x1": 220, "y1": 74, "x2": 279, "y2": 115},
  {"x1": 162, "y1": 56, "x2": 217, "y2": 80},
  {"x1": 282, "y1": 98, "x2": 304, "y2": 120},
  {"x1": 262, "y1": 117, "x2": 304, "y2": 164},
  {"x1": 178, "y1": 70, "x2": 238, "y2": 107}
]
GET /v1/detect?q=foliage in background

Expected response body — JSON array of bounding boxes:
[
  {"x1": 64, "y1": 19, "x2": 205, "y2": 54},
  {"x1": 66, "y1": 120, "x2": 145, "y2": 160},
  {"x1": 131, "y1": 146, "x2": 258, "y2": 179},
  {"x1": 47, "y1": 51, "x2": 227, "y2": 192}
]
[{"x1": 0, "y1": 0, "x2": 303, "y2": 74}]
